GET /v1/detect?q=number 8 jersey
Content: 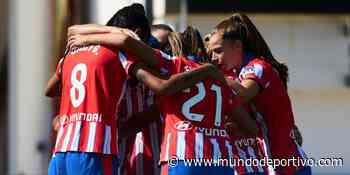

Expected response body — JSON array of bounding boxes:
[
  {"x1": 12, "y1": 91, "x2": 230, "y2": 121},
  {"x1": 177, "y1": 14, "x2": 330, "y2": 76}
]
[
  {"x1": 54, "y1": 45, "x2": 134, "y2": 155},
  {"x1": 156, "y1": 55, "x2": 242, "y2": 162}
]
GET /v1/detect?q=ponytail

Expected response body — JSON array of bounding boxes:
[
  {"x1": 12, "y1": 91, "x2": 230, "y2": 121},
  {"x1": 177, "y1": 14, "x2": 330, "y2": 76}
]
[{"x1": 215, "y1": 13, "x2": 289, "y2": 88}]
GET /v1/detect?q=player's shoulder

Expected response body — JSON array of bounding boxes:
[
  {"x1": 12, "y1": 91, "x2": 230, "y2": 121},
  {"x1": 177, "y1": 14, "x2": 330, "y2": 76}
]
[
  {"x1": 153, "y1": 49, "x2": 178, "y2": 62},
  {"x1": 240, "y1": 58, "x2": 272, "y2": 78},
  {"x1": 246, "y1": 58, "x2": 270, "y2": 68},
  {"x1": 177, "y1": 57, "x2": 200, "y2": 72}
]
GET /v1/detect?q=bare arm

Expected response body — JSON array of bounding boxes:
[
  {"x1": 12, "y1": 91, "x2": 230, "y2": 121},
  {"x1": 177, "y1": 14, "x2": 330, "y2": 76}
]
[
  {"x1": 45, "y1": 74, "x2": 61, "y2": 97},
  {"x1": 227, "y1": 106, "x2": 259, "y2": 136},
  {"x1": 131, "y1": 63, "x2": 225, "y2": 95},
  {"x1": 68, "y1": 33, "x2": 159, "y2": 67},
  {"x1": 68, "y1": 24, "x2": 116, "y2": 36},
  {"x1": 225, "y1": 78, "x2": 260, "y2": 103},
  {"x1": 68, "y1": 24, "x2": 140, "y2": 40}
]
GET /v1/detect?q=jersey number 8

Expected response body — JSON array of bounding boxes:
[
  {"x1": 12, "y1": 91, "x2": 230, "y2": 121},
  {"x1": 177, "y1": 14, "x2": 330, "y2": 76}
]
[{"x1": 70, "y1": 63, "x2": 87, "y2": 107}]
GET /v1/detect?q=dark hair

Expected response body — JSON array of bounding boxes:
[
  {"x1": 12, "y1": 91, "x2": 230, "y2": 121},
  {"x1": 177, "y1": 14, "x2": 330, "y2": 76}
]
[
  {"x1": 215, "y1": 13, "x2": 289, "y2": 88},
  {"x1": 106, "y1": 3, "x2": 151, "y2": 42},
  {"x1": 181, "y1": 26, "x2": 207, "y2": 61},
  {"x1": 151, "y1": 24, "x2": 174, "y2": 32}
]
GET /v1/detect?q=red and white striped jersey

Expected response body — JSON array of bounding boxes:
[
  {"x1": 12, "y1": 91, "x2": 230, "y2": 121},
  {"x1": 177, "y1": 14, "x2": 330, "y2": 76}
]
[
  {"x1": 224, "y1": 69, "x2": 275, "y2": 175},
  {"x1": 54, "y1": 45, "x2": 134, "y2": 155},
  {"x1": 118, "y1": 81, "x2": 161, "y2": 175},
  {"x1": 155, "y1": 56, "x2": 242, "y2": 162},
  {"x1": 239, "y1": 59, "x2": 306, "y2": 174}
]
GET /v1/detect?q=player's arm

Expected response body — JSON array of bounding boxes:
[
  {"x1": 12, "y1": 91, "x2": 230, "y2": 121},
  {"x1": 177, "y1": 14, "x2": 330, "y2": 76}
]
[
  {"x1": 68, "y1": 24, "x2": 141, "y2": 40},
  {"x1": 225, "y1": 78, "x2": 260, "y2": 103},
  {"x1": 68, "y1": 24, "x2": 122, "y2": 36},
  {"x1": 131, "y1": 63, "x2": 226, "y2": 95},
  {"x1": 68, "y1": 33, "x2": 159, "y2": 67},
  {"x1": 227, "y1": 105, "x2": 259, "y2": 136},
  {"x1": 45, "y1": 73, "x2": 61, "y2": 97},
  {"x1": 68, "y1": 26, "x2": 159, "y2": 66}
]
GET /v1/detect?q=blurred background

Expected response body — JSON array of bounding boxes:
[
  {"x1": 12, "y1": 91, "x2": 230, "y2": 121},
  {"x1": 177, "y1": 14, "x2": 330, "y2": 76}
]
[{"x1": 0, "y1": 0, "x2": 349, "y2": 174}]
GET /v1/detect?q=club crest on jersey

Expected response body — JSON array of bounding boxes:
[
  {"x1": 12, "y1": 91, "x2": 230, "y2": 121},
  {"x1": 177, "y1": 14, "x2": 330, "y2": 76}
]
[
  {"x1": 174, "y1": 121, "x2": 193, "y2": 131},
  {"x1": 240, "y1": 63, "x2": 263, "y2": 79}
]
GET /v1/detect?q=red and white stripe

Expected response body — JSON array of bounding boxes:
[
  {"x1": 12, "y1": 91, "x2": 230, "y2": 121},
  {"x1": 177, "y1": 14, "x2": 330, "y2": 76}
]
[
  {"x1": 54, "y1": 81, "x2": 127, "y2": 155},
  {"x1": 54, "y1": 122, "x2": 117, "y2": 154},
  {"x1": 161, "y1": 130, "x2": 232, "y2": 162},
  {"x1": 119, "y1": 82, "x2": 161, "y2": 175}
]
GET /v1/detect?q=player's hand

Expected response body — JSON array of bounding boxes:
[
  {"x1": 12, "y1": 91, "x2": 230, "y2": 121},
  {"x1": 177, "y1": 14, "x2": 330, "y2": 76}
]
[
  {"x1": 67, "y1": 34, "x2": 88, "y2": 49},
  {"x1": 119, "y1": 29, "x2": 141, "y2": 41},
  {"x1": 52, "y1": 115, "x2": 61, "y2": 132},
  {"x1": 205, "y1": 63, "x2": 226, "y2": 85}
]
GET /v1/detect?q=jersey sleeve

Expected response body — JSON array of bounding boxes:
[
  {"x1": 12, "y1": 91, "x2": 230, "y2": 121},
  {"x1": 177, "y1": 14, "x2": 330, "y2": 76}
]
[
  {"x1": 118, "y1": 50, "x2": 138, "y2": 77},
  {"x1": 153, "y1": 49, "x2": 179, "y2": 75},
  {"x1": 238, "y1": 60, "x2": 271, "y2": 89}
]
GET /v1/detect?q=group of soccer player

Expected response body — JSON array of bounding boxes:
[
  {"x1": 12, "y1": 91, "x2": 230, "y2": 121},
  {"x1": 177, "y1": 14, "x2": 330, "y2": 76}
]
[{"x1": 45, "y1": 3, "x2": 312, "y2": 175}]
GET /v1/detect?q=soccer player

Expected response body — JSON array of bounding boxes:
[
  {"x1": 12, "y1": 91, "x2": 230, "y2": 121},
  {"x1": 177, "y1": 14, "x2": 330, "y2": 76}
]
[
  {"x1": 45, "y1": 4, "x2": 170, "y2": 175},
  {"x1": 46, "y1": 23, "x2": 134, "y2": 175},
  {"x1": 207, "y1": 13, "x2": 311, "y2": 175},
  {"x1": 206, "y1": 30, "x2": 272, "y2": 175}
]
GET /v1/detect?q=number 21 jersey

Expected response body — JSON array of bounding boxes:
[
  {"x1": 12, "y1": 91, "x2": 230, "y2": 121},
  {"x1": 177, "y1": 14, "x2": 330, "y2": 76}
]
[{"x1": 157, "y1": 56, "x2": 241, "y2": 162}]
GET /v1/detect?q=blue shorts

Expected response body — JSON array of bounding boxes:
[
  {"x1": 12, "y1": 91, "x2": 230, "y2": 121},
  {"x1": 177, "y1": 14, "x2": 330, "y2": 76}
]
[
  {"x1": 48, "y1": 152, "x2": 119, "y2": 175},
  {"x1": 161, "y1": 161, "x2": 234, "y2": 175}
]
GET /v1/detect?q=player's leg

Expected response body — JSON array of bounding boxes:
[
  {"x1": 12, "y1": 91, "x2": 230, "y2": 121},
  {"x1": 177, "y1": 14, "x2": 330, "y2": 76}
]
[{"x1": 48, "y1": 153, "x2": 68, "y2": 175}]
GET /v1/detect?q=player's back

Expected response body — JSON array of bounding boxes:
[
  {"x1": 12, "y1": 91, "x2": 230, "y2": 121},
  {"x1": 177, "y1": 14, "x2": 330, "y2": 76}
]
[
  {"x1": 55, "y1": 45, "x2": 128, "y2": 155},
  {"x1": 159, "y1": 57, "x2": 240, "y2": 161}
]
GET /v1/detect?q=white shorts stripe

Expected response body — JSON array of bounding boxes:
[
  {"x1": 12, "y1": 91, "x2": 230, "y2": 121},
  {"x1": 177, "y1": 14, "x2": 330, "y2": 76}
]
[
  {"x1": 176, "y1": 131, "x2": 186, "y2": 160},
  {"x1": 195, "y1": 132, "x2": 204, "y2": 159},
  {"x1": 87, "y1": 122, "x2": 97, "y2": 152}
]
